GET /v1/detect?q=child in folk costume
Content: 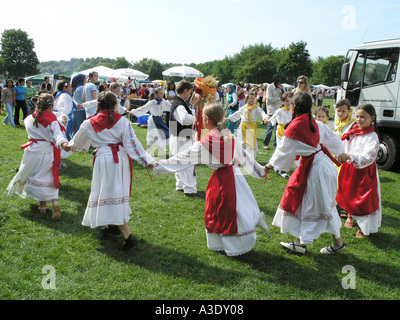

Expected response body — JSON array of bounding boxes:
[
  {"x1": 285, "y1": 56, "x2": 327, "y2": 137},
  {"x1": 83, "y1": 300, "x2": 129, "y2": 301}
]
[
  {"x1": 130, "y1": 87, "x2": 171, "y2": 153},
  {"x1": 190, "y1": 76, "x2": 218, "y2": 141},
  {"x1": 334, "y1": 99, "x2": 356, "y2": 219},
  {"x1": 7, "y1": 94, "x2": 69, "y2": 221},
  {"x1": 264, "y1": 92, "x2": 294, "y2": 179},
  {"x1": 336, "y1": 104, "x2": 381, "y2": 238},
  {"x1": 63, "y1": 91, "x2": 155, "y2": 251},
  {"x1": 53, "y1": 80, "x2": 84, "y2": 140},
  {"x1": 224, "y1": 92, "x2": 269, "y2": 157},
  {"x1": 334, "y1": 99, "x2": 355, "y2": 138},
  {"x1": 266, "y1": 93, "x2": 346, "y2": 254},
  {"x1": 265, "y1": 92, "x2": 294, "y2": 146},
  {"x1": 315, "y1": 106, "x2": 334, "y2": 131},
  {"x1": 153, "y1": 103, "x2": 270, "y2": 256}
]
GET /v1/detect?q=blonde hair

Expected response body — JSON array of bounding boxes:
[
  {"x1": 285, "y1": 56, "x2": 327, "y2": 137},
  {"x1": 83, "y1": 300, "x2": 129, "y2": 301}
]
[
  {"x1": 297, "y1": 75, "x2": 310, "y2": 93},
  {"x1": 203, "y1": 103, "x2": 234, "y2": 142},
  {"x1": 34, "y1": 93, "x2": 54, "y2": 128}
]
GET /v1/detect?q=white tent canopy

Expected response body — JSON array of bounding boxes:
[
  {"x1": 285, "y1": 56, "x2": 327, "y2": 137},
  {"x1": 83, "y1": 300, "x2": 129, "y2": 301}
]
[
  {"x1": 313, "y1": 84, "x2": 331, "y2": 90},
  {"x1": 162, "y1": 65, "x2": 204, "y2": 78},
  {"x1": 281, "y1": 83, "x2": 295, "y2": 89},
  {"x1": 76, "y1": 66, "x2": 115, "y2": 78},
  {"x1": 109, "y1": 68, "x2": 149, "y2": 80}
]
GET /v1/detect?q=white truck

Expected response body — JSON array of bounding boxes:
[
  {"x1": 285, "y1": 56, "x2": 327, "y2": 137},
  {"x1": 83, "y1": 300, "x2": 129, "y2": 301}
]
[{"x1": 338, "y1": 39, "x2": 400, "y2": 171}]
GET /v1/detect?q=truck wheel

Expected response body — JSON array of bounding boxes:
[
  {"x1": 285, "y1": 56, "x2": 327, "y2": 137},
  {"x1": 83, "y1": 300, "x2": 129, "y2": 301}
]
[{"x1": 376, "y1": 133, "x2": 399, "y2": 171}]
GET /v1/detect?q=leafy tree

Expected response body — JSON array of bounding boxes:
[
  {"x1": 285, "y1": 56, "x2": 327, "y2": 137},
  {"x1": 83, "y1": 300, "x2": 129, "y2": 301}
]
[
  {"x1": 0, "y1": 29, "x2": 40, "y2": 78},
  {"x1": 78, "y1": 62, "x2": 94, "y2": 71},
  {"x1": 114, "y1": 56, "x2": 130, "y2": 69},
  {"x1": 236, "y1": 54, "x2": 275, "y2": 84},
  {"x1": 131, "y1": 58, "x2": 164, "y2": 80},
  {"x1": 311, "y1": 55, "x2": 345, "y2": 86},
  {"x1": 277, "y1": 41, "x2": 313, "y2": 84}
]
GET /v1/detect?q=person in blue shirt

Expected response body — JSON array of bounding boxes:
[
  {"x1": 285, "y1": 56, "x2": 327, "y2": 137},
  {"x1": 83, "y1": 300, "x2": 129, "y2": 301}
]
[{"x1": 13, "y1": 78, "x2": 27, "y2": 125}]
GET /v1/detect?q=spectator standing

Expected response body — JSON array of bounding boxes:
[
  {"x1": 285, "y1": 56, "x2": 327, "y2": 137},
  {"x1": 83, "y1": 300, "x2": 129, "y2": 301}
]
[
  {"x1": 262, "y1": 75, "x2": 284, "y2": 149},
  {"x1": 2, "y1": 79, "x2": 15, "y2": 127},
  {"x1": 13, "y1": 78, "x2": 28, "y2": 126},
  {"x1": 40, "y1": 76, "x2": 54, "y2": 95},
  {"x1": 82, "y1": 71, "x2": 99, "y2": 118}
]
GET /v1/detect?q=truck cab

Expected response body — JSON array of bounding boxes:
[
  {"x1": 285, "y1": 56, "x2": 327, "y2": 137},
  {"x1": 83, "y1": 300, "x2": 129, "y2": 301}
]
[{"x1": 338, "y1": 39, "x2": 400, "y2": 171}]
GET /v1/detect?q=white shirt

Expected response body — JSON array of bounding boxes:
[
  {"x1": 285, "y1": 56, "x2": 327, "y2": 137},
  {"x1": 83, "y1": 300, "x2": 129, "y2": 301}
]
[
  {"x1": 228, "y1": 105, "x2": 268, "y2": 123},
  {"x1": 266, "y1": 83, "x2": 283, "y2": 115},
  {"x1": 53, "y1": 93, "x2": 74, "y2": 127},
  {"x1": 131, "y1": 99, "x2": 171, "y2": 118}
]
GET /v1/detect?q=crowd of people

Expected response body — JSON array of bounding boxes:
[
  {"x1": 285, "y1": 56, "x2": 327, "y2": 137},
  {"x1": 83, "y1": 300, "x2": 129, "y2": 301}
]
[{"x1": 3, "y1": 72, "x2": 381, "y2": 256}]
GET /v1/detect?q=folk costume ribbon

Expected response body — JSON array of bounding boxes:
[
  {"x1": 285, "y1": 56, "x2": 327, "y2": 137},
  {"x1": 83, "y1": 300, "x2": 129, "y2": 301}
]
[
  {"x1": 240, "y1": 103, "x2": 258, "y2": 149},
  {"x1": 334, "y1": 109, "x2": 355, "y2": 138},
  {"x1": 279, "y1": 114, "x2": 320, "y2": 215}
]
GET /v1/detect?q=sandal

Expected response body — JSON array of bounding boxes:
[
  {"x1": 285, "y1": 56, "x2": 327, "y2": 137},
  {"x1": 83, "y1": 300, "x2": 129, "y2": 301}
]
[
  {"x1": 356, "y1": 228, "x2": 365, "y2": 239},
  {"x1": 345, "y1": 217, "x2": 353, "y2": 228},
  {"x1": 52, "y1": 201, "x2": 61, "y2": 221},
  {"x1": 38, "y1": 207, "x2": 47, "y2": 214},
  {"x1": 339, "y1": 209, "x2": 348, "y2": 219},
  {"x1": 280, "y1": 242, "x2": 307, "y2": 254},
  {"x1": 320, "y1": 242, "x2": 347, "y2": 254}
]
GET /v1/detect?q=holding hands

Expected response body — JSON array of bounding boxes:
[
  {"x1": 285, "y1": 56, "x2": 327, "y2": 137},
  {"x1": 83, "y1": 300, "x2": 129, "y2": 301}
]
[{"x1": 337, "y1": 153, "x2": 351, "y2": 163}]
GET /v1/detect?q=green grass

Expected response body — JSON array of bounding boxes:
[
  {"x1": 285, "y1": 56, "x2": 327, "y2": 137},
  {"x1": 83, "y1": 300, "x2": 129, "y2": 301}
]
[{"x1": 0, "y1": 108, "x2": 399, "y2": 301}]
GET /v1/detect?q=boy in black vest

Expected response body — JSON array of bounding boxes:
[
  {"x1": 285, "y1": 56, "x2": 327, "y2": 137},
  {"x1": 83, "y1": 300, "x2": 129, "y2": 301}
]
[{"x1": 169, "y1": 80, "x2": 201, "y2": 198}]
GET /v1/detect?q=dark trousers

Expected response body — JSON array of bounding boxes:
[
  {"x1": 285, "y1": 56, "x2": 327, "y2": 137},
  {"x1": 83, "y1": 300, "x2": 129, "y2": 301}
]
[
  {"x1": 262, "y1": 121, "x2": 277, "y2": 147},
  {"x1": 14, "y1": 100, "x2": 28, "y2": 125}
]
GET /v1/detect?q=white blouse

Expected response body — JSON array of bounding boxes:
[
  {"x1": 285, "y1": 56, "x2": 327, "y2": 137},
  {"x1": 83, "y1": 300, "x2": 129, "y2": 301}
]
[{"x1": 343, "y1": 131, "x2": 379, "y2": 169}]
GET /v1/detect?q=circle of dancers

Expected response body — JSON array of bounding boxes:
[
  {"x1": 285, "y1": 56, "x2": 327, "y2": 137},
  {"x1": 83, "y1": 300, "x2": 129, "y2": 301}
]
[{"x1": 7, "y1": 76, "x2": 381, "y2": 254}]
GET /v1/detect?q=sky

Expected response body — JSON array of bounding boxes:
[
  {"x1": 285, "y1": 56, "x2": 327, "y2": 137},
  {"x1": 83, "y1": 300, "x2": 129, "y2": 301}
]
[{"x1": 1, "y1": 0, "x2": 400, "y2": 65}]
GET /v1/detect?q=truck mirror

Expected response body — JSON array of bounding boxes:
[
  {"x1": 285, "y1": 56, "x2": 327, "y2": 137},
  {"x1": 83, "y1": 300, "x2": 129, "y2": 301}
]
[{"x1": 341, "y1": 63, "x2": 350, "y2": 82}]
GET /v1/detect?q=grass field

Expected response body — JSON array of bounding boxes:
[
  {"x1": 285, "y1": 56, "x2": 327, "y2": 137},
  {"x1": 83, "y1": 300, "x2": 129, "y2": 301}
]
[{"x1": 1, "y1": 99, "x2": 399, "y2": 302}]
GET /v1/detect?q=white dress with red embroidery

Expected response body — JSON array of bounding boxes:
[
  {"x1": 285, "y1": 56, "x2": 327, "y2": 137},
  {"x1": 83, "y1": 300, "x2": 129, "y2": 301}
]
[
  {"x1": 153, "y1": 128, "x2": 267, "y2": 256},
  {"x1": 67, "y1": 111, "x2": 154, "y2": 228},
  {"x1": 269, "y1": 120, "x2": 344, "y2": 245},
  {"x1": 7, "y1": 112, "x2": 68, "y2": 201},
  {"x1": 336, "y1": 129, "x2": 381, "y2": 235}
]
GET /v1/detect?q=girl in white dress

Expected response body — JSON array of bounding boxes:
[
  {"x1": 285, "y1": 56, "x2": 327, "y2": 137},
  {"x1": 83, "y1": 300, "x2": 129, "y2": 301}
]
[
  {"x1": 153, "y1": 103, "x2": 270, "y2": 256},
  {"x1": 130, "y1": 87, "x2": 171, "y2": 153},
  {"x1": 64, "y1": 91, "x2": 155, "y2": 251},
  {"x1": 7, "y1": 94, "x2": 69, "y2": 221},
  {"x1": 336, "y1": 104, "x2": 381, "y2": 238},
  {"x1": 266, "y1": 93, "x2": 346, "y2": 254}
]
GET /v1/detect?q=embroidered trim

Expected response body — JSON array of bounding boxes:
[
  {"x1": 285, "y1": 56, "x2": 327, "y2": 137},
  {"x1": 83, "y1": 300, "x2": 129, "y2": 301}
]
[
  {"x1": 128, "y1": 124, "x2": 147, "y2": 165},
  {"x1": 219, "y1": 229, "x2": 256, "y2": 238},
  {"x1": 87, "y1": 196, "x2": 130, "y2": 208},
  {"x1": 281, "y1": 200, "x2": 336, "y2": 222},
  {"x1": 27, "y1": 178, "x2": 56, "y2": 188}
]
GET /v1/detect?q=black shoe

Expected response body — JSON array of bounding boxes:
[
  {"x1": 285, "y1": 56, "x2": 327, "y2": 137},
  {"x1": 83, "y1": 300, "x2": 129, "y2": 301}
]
[
  {"x1": 121, "y1": 234, "x2": 139, "y2": 251},
  {"x1": 184, "y1": 193, "x2": 204, "y2": 199},
  {"x1": 100, "y1": 225, "x2": 121, "y2": 236}
]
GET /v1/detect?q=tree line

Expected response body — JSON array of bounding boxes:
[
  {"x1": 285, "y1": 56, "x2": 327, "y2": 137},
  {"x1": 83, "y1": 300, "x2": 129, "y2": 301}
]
[{"x1": 1, "y1": 29, "x2": 344, "y2": 87}]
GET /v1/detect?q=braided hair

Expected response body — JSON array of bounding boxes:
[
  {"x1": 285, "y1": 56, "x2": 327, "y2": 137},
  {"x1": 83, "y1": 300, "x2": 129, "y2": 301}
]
[
  {"x1": 285, "y1": 92, "x2": 316, "y2": 133},
  {"x1": 94, "y1": 91, "x2": 118, "y2": 125},
  {"x1": 34, "y1": 94, "x2": 54, "y2": 128}
]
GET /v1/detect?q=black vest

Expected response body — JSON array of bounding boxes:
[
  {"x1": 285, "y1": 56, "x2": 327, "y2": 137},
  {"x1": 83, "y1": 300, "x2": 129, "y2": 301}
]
[{"x1": 169, "y1": 96, "x2": 193, "y2": 138}]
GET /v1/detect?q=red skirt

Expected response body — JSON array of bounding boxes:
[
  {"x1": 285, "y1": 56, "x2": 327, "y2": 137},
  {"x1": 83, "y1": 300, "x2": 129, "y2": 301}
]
[
  {"x1": 205, "y1": 166, "x2": 237, "y2": 234},
  {"x1": 336, "y1": 162, "x2": 379, "y2": 216}
]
